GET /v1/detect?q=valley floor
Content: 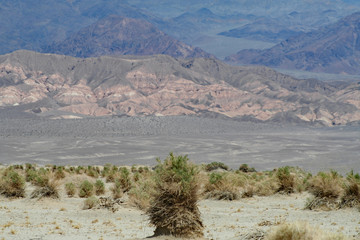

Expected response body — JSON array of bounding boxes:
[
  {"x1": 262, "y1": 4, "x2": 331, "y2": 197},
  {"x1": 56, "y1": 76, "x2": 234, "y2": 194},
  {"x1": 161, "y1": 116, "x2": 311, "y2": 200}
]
[{"x1": 1, "y1": 192, "x2": 359, "y2": 239}]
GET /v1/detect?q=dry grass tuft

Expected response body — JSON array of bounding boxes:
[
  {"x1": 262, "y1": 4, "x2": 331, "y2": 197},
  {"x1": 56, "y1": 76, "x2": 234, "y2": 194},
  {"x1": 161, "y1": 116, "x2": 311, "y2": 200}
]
[
  {"x1": 339, "y1": 171, "x2": 360, "y2": 208},
  {"x1": 30, "y1": 179, "x2": 60, "y2": 199},
  {"x1": 83, "y1": 196, "x2": 99, "y2": 210},
  {"x1": 265, "y1": 222, "x2": 348, "y2": 240},
  {"x1": 204, "y1": 172, "x2": 240, "y2": 200},
  {"x1": 147, "y1": 153, "x2": 204, "y2": 238},
  {"x1": 306, "y1": 171, "x2": 343, "y2": 210}
]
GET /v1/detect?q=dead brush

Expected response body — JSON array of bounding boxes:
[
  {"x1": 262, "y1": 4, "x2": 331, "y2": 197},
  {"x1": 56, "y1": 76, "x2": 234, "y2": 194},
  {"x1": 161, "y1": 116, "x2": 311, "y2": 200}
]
[
  {"x1": 146, "y1": 153, "x2": 203, "y2": 238},
  {"x1": 339, "y1": 171, "x2": 360, "y2": 208},
  {"x1": 204, "y1": 172, "x2": 240, "y2": 200},
  {"x1": 305, "y1": 171, "x2": 343, "y2": 210}
]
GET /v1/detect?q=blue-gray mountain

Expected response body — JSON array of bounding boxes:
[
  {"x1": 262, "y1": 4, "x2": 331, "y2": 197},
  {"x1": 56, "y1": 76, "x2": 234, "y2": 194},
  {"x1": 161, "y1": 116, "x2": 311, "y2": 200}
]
[
  {"x1": 226, "y1": 12, "x2": 360, "y2": 74},
  {"x1": 43, "y1": 15, "x2": 212, "y2": 59}
]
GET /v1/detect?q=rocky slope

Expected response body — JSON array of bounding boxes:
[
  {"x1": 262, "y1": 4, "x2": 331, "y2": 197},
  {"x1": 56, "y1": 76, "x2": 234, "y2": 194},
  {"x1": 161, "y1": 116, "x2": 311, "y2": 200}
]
[
  {"x1": 43, "y1": 15, "x2": 211, "y2": 59},
  {"x1": 0, "y1": 50, "x2": 359, "y2": 126},
  {"x1": 226, "y1": 12, "x2": 360, "y2": 74}
]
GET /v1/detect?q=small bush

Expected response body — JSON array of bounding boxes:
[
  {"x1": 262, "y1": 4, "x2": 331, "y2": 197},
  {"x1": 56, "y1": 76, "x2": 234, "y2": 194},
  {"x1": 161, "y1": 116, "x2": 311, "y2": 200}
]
[
  {"x1": 276, "y1": 167, "x2": 295, "y2": 194},
  {"x1": 83, "y1": 196, "x2": 99, "y2": 209},
  {"x1": 118, "y1": 167, "x2": 131, "y2": 192},
  {"x1": 31, "y1": 180, "x2": 59, "y2": 199},
  {"x1": 204, "y1": 172, "x2": 240, "y2": 200},
  {"x1": 111, "y1": 180, "x2": 123, "y2": 199},
  {"x1": 0, "y1": 170, "x2": 25, "y2": 198},
  {"x1": 79, "y1": 180, "x2": 94, "y2": 198},
  {"x1": 147, "y1": 153, "x2": 203, "y2": 238},
  {"x1": 339, "y1": 172, "x2": 360, "y2": 208},
  {"x1": 239, "y1": 164, "x2": 256, "y2": 173},
  {"x1": 54, "y1": 168, "x2": 66, "y2": 180},
  {"x1": 306, "y1": 171, "x2": 343, "y2": 210},
  {"x1": 265, "y1": 222, "x2": 348, "y2": 240},
  {"x1": 94, "y1": 180, "x2": 105, "y2": 196},
  {"x1": 65, "y1": 182, "x2": 76, "y2": 197},
  {"x1": 205, "y1": 162, "x2": 229, "y2": 172}
]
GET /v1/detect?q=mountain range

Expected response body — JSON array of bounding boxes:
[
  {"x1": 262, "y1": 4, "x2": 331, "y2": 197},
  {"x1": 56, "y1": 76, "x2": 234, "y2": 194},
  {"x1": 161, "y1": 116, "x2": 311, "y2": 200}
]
[
  {"x1": 44, "y1": 15, "x2": 212, "y2": 59},
  {"x1": 226, "y1": 12, "x2": 360, "y2": 75},
  {"x1": 0, "y1": 51, "x2": 359, "y2": 126}
]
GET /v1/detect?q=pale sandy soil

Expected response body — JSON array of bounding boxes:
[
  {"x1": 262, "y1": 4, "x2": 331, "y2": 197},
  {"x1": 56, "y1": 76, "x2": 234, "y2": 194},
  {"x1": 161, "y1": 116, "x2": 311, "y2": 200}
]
[{"x1": 1, "y1": 189, "x2": 360, "y2": 240}]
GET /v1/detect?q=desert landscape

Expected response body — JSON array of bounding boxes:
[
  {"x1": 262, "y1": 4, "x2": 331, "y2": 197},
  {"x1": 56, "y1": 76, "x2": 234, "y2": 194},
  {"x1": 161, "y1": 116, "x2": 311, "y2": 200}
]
[
  {"x1": 0, "y1": 117, "x2": 360, "y2": 239},
  {"x1": 2, "y1": 1, "x2": 360, "y2": 239}
]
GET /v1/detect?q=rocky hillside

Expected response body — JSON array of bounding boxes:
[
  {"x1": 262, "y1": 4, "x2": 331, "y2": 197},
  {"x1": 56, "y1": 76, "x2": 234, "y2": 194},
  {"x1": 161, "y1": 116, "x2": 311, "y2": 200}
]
[
  {"x1": 226, "y1": 12, "x2": 360, "y2": 74},
  {"x1": 43, "y1": 15, "x2": 211, "y2": 59},
  {"x1": 0, "y1": 51, "x2": 359, "y2": 126}
]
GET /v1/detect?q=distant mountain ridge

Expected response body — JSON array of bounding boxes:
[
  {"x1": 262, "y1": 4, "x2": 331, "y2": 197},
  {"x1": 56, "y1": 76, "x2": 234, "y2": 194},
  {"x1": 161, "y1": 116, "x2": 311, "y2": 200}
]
[
  {"x1": 0, "y1": 51, "x2": 359, "y2": 126},
  {"x1": 226, "y1": 12, "x2": 360, "y2": 74},
  {"x1": 43, "y1": 15, "x2": 212, "y2": 59}
]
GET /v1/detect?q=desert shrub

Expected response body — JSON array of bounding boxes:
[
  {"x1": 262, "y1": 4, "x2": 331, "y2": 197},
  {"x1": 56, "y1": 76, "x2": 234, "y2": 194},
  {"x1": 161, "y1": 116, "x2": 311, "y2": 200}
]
[
  {"x1": 25, "y1": 169, "x2": 38, "y2": 182},
  {"x1": 204, "y1": 172, "x2": 240, "y2": 200},
  {"x1": 54, "y1": 168, "x2": 65, "y2": 180},
  {"x1": 111, "y1": 180, "x2": 123, "y2": 199},
  {"x1": 239, "y1": 164, "x2": 256, "y2": 173},
  {"x1": 79, "y1": 180, "x2": 94, "y2": 198},
  {"x1": 83, "y1": 196, "x2": 99, "y2": 209},
  {"x1": 339, "y1": 171, "x2": 360, "y2": 208},
  {"x1": 86, "y1": 166, "x2": 99, "y2": 178},
  {"x1": 33, "y1": 168, "x2": 50, "y2": 187},
  {"x1": 205, "y1": 162, "x2": 229, "y2": 172},
  {"x1": 65, "y1": 182, "x2": 76, "y2": 197},
  {"x1": 265, "y1": 222, "x2": 348, "y2": 240},
  {"x1": 276, "y1": 166, "x2": 295, "y2": 194},
  {"x1": 147, "y1": 153, "x2": 203, "y2": 238},
  {"x1": 31, "y1": 179, "x2": 59, "y2": 199},
  {"x1": 0, "y1": 170, "x2": 25, "y2": 198},
  {"x1": 254, "y1": 176, "x2": 279, "y2": 196},
  {"x1": 94, "y1": 179, "x2": 105, "y2": 195},
  {"x1": 305, "y1": 171, "x2": 343, "y2": 210},
  {"x1": 118, "y1": 167, "x2": 131, "y2": 192},
  {"x1": 129, "y1": 174, "x2": 156, "y2": 210}
]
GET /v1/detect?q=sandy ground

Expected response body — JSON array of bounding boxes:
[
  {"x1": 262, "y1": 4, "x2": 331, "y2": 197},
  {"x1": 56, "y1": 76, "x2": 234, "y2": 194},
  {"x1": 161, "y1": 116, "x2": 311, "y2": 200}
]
[{"x1": 1, "y1": 188, "x2": 360, "y2": 240}]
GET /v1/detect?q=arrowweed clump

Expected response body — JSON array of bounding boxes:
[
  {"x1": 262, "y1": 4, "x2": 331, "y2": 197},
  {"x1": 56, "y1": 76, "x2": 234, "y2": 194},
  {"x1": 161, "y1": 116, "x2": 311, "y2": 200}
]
[{"x1": 147, "y1": 153, "x2": 203, "y2": 238}]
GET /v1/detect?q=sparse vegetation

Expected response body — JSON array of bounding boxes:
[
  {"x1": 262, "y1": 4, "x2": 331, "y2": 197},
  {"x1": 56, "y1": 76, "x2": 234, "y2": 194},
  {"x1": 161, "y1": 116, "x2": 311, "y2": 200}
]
[
  {"x1": 204, "y1": 172, "x2": 240, "y2": 200},
  {"x1": 83, "y1": 196, "x2": 99, "y2": 209},
  {"x1": 31, "y1": 179, "x2": 60, "y2": 199},
  {"x1": 147, "y1": 153, "x2": 204, "y2": 237},
  {"x1": 265, "y1": 222, "x2": 348, "y2": 240}
]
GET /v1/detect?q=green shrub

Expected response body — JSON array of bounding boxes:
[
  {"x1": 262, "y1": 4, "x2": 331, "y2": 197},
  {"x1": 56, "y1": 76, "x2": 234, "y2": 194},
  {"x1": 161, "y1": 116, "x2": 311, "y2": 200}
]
[
  {"x1": 147, "y1": 153, "x2": 203, "y2": 238},
  {"x1": 205, "y1": 162, "x2": 229, "y2": 172},
  {"x1": 239, "y1": 164, "x2": 256, "y2": 173},
  {"x1": 111, "y1": 180, "x2": 123, "y2": 199},
  {"x1": 0, "y1": 170, "x2": 26, "y2": 198},
  {"x1": 276, "y1": 166, "x2": 295, "y2": 194},
  {"x1": 65, "y1": 182, "x2": 76, "y2": 197},
  {"x1": 94, "y1": 180, "x2": 105, "y2": 195},
  {"x1": 79, "y1": 180, "x2": 94, "y2": 198}
]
